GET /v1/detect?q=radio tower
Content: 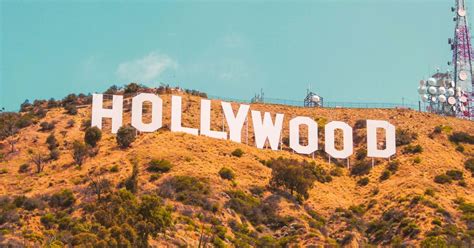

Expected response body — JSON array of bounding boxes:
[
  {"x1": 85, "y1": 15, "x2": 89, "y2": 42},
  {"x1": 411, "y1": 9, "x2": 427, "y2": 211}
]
[{"x1": 451, "y1": 0, "x2": 474, "y2": 119}]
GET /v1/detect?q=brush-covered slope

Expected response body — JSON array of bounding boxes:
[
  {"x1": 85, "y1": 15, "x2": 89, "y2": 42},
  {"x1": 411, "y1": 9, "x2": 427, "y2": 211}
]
[{"x1": 1, "y1": 90, "x2": 474, "y2": 247}]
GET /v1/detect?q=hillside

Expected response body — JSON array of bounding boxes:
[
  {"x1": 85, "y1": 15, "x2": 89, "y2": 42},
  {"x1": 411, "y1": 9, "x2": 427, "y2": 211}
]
[{"x1": 1, "y1": 87, "x2": 474, "y2": 247}]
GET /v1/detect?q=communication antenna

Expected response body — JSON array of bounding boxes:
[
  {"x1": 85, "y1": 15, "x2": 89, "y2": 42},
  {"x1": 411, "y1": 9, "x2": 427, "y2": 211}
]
[{"x1": 418, "y1": 0, "x2": 473, "y2": 120}]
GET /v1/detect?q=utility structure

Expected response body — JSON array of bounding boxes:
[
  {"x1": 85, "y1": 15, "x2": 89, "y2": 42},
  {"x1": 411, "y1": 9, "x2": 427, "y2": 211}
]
[
  {"x1": 251, "y1": 89, "x2": 265, "y2": 103},
  {"x1": 304, "y1": 88, "x2": 323, "y2": 107},
  {"x1": 419, "y1": 0, "x2": 473, "y2": 119}
]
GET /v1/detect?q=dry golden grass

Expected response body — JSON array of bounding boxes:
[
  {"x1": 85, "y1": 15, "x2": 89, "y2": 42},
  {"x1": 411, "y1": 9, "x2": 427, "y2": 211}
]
[{"x1": 1, "y1": 93, "x2": 473, "y2": 246}]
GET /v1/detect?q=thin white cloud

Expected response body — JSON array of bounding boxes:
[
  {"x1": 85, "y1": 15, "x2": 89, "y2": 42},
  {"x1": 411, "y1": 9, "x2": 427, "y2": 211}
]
[{"x1": 116, "y1": 52, "x2": 177, "y2": 82}]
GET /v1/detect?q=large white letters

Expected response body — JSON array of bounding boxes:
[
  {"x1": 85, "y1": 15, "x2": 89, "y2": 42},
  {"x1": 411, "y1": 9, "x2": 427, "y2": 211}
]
[
  {"x1": 131, "y1": 93, "x2": 163, "y2": 132},
  {"x1": 200, "y1": 99, "x2": 227, "y2": 139},
  {"x1": 289, "y1": 117, "x2": 318, "y2": 154},
  {"x1": 91, "y1": 94, "x2": 123, "y2": 134},
  {"x1": 221, "y1": 102, "x2": 250, "y2": 143},
  {"x1": 367, "y1": 120, "x2": 396, "y2": 158},
  {"x1": 91, "y1": 94, "x2": 397, "y2": 159},
  {"x1": 251, "y1": 111, "x2": 284, "y2": 151},
  {"x1": 324, "y1": 121, "x2": 353, "y2": 159},
  {"x1": 171, "y1": 95, "x2": 199, "y2": 135}
]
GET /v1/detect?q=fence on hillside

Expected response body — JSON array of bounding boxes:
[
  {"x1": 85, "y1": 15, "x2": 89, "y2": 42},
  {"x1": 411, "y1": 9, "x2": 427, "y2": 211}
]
[{"x1": 207, "y1": 94, "x2": 421, "y2": 111}]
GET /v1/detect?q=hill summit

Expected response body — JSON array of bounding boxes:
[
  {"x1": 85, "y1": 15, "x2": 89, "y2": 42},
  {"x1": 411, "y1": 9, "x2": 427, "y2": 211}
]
[{"x1": 1, "y1": 84, "x2": 474, "y2": 247}]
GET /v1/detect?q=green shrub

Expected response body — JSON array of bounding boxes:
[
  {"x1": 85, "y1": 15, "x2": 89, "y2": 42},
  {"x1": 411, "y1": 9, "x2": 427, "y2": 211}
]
[
  {"x1": 72, "y1": 140, "x2": 87, "y2": 166},
  {"x1": 149, "y1": 174, "x2": 161, "y2": 182},
  {"x1": 350, "y1": 161, "x2": 371, "y2": 176},
  {"x1": 456, "y1": 145, "x2": 465, "y2": 153},
  {"x1": 110, "y1": 164, "x2": 119, "y2": 172},
  {"x1": 402, "y1": 144, "x2": 423, "y2": 154},
  {"x1": 434, "y1": 174, "x2": 452, "y2": 184},
  {"x1": 40, "y1": 213, "x2": 56, "y2": 229},
  {"x1": 401, "y1": 221, "x2": 420, "y2": 238},
  {"x1": 64, "y1": 104, "x2": 78, "y2": 115},
  {"x1": 18, "y1": 164, "x2": 30, "y2": 173},
  {"x1": 465, "y1": 158, "x2": 474, "y2": 176},
  {"x1": 49, "y1": 189, "x2": 76, "y2": 208},
  {"x1": 269, "y1": 158, "x2": 318, "y2": 200},
  {"x1": 39, "y1": 121, "x2": 55, "y2": 131},
  {"x1": 330, "y1": 167, "x2": 343, "y2": 177},
  {"x1": 84, "y1": 126, "x2": 102, "y2": 147},
  {"x1": 147, "y1": 159, "x2": 173, "y2": 173},
  {"x1": 219, "y1": 167, "x2": 235, "y2": 180},
  {"x1": 159, "y1": 176, "x2": 212, "y2": 210},
  {"x1": 380, "y1": 170, "x2": 391, "y2": 181},
  {"x1": 116, "y1": 125, "x2": 136, "y2": 148},
  {"x1": 446, "y1": 170, "x2": 463, "y2": 180},
  {"x1": 421, "y1": 236, "x2": 447, "y2": 248},
  {"x1": 0, "y1": 168, "x2": 7, "y2": 174},
  {"x1": 231, "y1": 148, "x2": 244, "y2": 157},
  {"x1": 387, "y1": 160, "x2": 399, "y2": 173},
  {"x1": 424, "y1": 188, "x2": 435, "y2": 197},
  {"x1": 46, "y1": 133, "x2": 58, "y2": 151},
  {"x1": 357, "y1": 177, "x2": 369, "y2": 186},
  {"x1": 355, "y1": 149, "x2": 367, "y2": 160},
  {"x1": 414, "y1": 157, "x2": 422, "y2": 164},
  {"x1": 124, "y1": 161, "x2": 139, "y2": 194},
  {"x1": 449, "y1": 132, "x2": 474, "y2": 144},
  {"x1": 49, "y1": 148, "x2": 60, "y2": 160},
  {"x1": 396, "y1": 128, "x2": 418, "y2": 146}
]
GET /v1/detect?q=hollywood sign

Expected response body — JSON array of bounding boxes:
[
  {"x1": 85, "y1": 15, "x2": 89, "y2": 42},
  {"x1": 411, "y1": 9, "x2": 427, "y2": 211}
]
[{"x1": 91, "y1": 93, "x2": 396, "y2": 159}]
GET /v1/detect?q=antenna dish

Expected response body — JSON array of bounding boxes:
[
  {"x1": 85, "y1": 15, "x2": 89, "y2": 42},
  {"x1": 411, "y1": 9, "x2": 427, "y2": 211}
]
[
  {"x1": 447, "y1": 88, "x2": 455, "y2": 96},
  {"x1": 438, "y1": 87, "x2": 446, "y2": 94},
  {"x1": 421, "y1": 94, "x2": 429, "y2": 102},
  {"x1": 448, "y1": 96, "x2": 457, "y2": 105},
  {"x1": 438, "y1": 95, "x2": 447, "y2": 103},
  {"x1": 458, "y1": 8, "x2": 467, "y2": 17},
  {"x1": 418, "y1": 86, "x2": 427, "y2": 94},
  {"x1": 428, "y1": 86, "x2": 437, "y2": 94},
  {"x1": 459, "y1": 71, "x2": 468, "y2": 81},
  {"x1": 427, "y1": 78, "x2": 437, "y2": 86}
]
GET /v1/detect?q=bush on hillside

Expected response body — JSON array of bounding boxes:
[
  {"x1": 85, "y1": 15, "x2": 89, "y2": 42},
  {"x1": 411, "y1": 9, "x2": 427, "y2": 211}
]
[
  {"x1": 396, "y1": 128, "x2": 418, "y2": 146},
  {"x1": 269, "y1": 158, "x2": 318, "y2": 200},
  {"x1": 465, "y1": 158, "x2": 474, "y2": 176},
  {"x1": 231, "y1": 148, "x2": 244, "y2": 157},
  {"x1": 116, "y1": 125, "x2": 136, "y2": 148},
  {"x1": 350, "y1": 160, "x2": 371, "y2": 176},
  {"x1": 380, "y1": 170, "x2": 391, "y2": 181},
  {"x1": 159, "y1": 176, "x2": 214, "y2": 210},
  {"x1": 72, "y1": 141, "x2": 87, "y2": 166},
  {"x1": 84, "y1": 126, "x2": 102, "y2": 147},
  {"x1": 49, "y1": 189, "x2": 75, "y2": 208},
  {"x1": 46, "y1": 133, "x2": 58, "y2": 151},
  {"x1": 446, "y1": 170, "x2": 463, "y2": 180},
  {"x1": 434, "y1": 174, "x2": 452, "y2": 184},
  {"x1": 219, "y1": 167, "x2": 236, "y2": 180},
  {"x1": 147, "y1": 159, "x2": 173, "y2": 173},
  {"x1": 402, "y1": 144, "x2": 423, "y2": 154},
  {"x1": 449, "y1": 132, "x2": 474, "y2": 144},
  {"x1": 39, "y1": 121, "x2": 55, "y2": 131},
  {"x1": 357, "y1": 177, "x2": 369, "y2": 186}
]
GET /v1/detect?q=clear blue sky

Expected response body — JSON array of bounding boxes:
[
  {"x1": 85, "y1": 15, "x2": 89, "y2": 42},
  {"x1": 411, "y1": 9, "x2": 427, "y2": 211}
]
[{"x1": 1, "y1": 0, "x2": 471, "y2": 111}]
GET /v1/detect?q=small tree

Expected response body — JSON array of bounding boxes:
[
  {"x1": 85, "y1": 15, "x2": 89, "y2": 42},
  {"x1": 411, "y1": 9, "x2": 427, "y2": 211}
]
[
  {"x1": 46, "y1": 133, "x2": 58, "y2": 151},
  {"x1": 73, "y1": 141, "x2": 87, "y2": 166},
  {"x1": 0, "y1": 113, "x2": 20, "y2": 153},
  {"x1": 269, "y1": 158, "x2": 316, "y2": 200},
  {"x1": 116, "y1": 125, "x2": 137, "y2": 148},
  {"x1": 30, "y1": 150, "x2": 48, "y2": 173},
  {"x1": 84, "y1": 126, "x2": 102, "y2": 147},
  {"x1": 125, "y1": 161, "x2": 139, "y2": 194},
  {"x1": 65, "y1": 104, "x2": 78, "y2": 115},
  {"x1": 88, "y1": 176, "x2": 112, "y2": 201}
]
